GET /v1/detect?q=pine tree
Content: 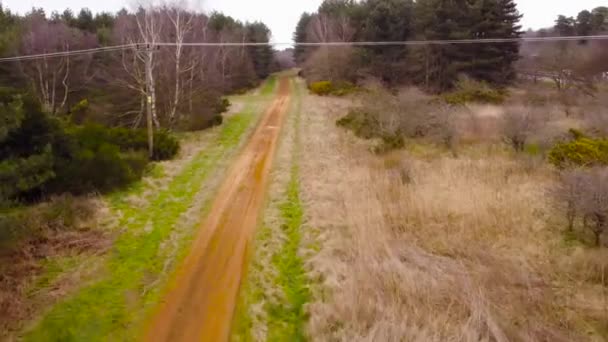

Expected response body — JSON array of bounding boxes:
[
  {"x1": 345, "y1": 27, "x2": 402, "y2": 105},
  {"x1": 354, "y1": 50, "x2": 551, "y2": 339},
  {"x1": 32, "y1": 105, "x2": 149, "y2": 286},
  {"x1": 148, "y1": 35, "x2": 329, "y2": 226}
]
[
  {"x1": 415, "y1": 0, "x2": 473, "y2": 90},
  {"x1": 293, "y1": 12, "x2": 313, "y2": 65},
  {"x1": 246, "y1": 22, "x2": 274, "y2": 79},
  {"x1": 361, "y1": 0, "x2": 414, "y2": 84},
  {"x1": 591, "y1": 7, "x2": 607, "y2": 33},
  {"x1": 576, "y1": 10, "x2": 593, "y2": 36},
  {"x1": 555, "y1": 15, "x2": 576, "y2": 36},
  {"x1": 0, "y1": 90, "x2": 56, "y2": 201},
  {"x1": 467, "y1": 0, "x2": 523, "y2": 85},
  {"x1": 414, "y1": 0, "x2": 522, "y2": 90}
]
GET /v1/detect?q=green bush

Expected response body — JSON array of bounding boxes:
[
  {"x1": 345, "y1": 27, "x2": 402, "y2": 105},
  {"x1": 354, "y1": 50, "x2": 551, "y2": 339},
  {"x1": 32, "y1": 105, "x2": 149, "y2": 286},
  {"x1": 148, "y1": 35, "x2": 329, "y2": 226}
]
[
  {"x1": 309, "y1": 80, "x2": 358, "y2": 97},
  {"x1": 216, "y1": 98, "x2": 231, "y2": 114},
  {"x1": 336, "y1": 109, "x2": 380, "y2": 139},
  {"x1": 548, "y1": 137, "x2": 608, "y2": 169},
  {"x1": 443, "y1": 79, "x2": 506, "y2": 105},
  {"x1": 69, "y1": 99, "x2": 89, "y2": 124},
  {"x1": 73, "y1": 124, "x2": 180, "y2": 161},
  {"x1": 0, "y1": 89, "x2": 71, "y2": 202},
  {"x1": 309, "y1": 81, "x2": 333, "y2": 96},
  {"x1": 52, "y1": 144, "x2": 148, "y2": 194},
  {"x1": 337, "y1": 109, "x2": 404, "y2": 154},
  {"x1": 1, "y1": 89, "x2": 180, "y2": 201}
]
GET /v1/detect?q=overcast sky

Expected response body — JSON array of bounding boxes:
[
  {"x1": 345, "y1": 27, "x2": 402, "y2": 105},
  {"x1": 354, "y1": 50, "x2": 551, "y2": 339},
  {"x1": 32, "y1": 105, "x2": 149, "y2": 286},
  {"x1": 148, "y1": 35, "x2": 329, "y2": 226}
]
[{"x1": 1, "y1": 0, "x2": 607, "y2": 43}]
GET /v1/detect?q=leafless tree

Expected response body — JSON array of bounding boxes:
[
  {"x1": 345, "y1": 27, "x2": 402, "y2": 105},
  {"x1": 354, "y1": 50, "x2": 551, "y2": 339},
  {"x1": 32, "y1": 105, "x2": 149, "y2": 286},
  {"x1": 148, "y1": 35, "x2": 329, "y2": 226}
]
[
  {"x1": 19, "y1": 11, "x2": 96, "y2": 114},
  {"x1": 303, "y1": 14, "x2": 357, "y2": 82},
  {"x1": 165, "y1": 5, "x2": 194, "y2": 126},
  {"x1": 135, "y1": 6, "x2": 162, "y2": 128},
  {"x1": 553, "y1": 168, "x2": 608, "y2": 246},
  {"x1": 501, "y1": 106, "x2": 540, "y2": 152},
  {"x1": 552, "y1": 170, "x2": 588, "y2": 232}
]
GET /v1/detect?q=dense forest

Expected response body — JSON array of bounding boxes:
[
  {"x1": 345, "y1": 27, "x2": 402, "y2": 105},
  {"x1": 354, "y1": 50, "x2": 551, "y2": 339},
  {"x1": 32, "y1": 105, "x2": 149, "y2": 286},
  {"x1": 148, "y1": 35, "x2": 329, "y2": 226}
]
[
  {"x1": 0, "y1": 4, "x2": 275, "y2": 203},
  {"x1": 294, "y1": 0, "x2": 607, "y2": 92}
]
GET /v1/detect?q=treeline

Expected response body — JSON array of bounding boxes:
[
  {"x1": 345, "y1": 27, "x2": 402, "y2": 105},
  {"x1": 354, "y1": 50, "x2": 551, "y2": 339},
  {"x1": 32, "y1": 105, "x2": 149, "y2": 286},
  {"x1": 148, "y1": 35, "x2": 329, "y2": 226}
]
[
  {"x1": 294, "y1": 0, "x2": 522, "y2": 91},
  {"x1": 518, "y1": 7, "x2": 608, "y2": 107},
  {"x1": 0, "y1": 5, "x2": 274, "y2": 130},
  {"x1": 0, "y1": 4, "x2": 275, "y2": 203},
  {"x1": 553, "y1": 7, "x2": 607, "y2": 37}
]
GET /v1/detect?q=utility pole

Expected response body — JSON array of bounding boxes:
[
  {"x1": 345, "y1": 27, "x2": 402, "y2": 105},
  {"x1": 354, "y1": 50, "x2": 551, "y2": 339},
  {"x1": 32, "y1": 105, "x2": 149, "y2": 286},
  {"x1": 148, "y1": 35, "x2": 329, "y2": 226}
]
[{"x1": 138, "y1": 43, "x2": 157, "y2": 159}]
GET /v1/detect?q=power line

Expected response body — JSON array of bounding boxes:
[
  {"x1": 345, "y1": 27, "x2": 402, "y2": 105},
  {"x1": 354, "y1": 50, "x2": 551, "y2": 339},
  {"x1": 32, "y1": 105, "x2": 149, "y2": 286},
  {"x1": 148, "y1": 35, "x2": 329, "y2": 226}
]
[
  {"x1": 0, "y1": 44, "x2": 136, "y2": 62},
  {"x1": 157, "y1": 34, "x2": 608, "y2": 47},
  {"x1": 1, "y1": 35, "x2": 607, "y2": 62}
]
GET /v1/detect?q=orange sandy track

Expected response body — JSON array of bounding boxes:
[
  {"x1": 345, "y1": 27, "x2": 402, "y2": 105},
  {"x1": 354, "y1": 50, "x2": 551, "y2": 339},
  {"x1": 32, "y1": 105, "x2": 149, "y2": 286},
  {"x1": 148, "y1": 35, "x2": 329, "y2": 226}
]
[{"x1": 144, "y1": 77, "x2": 291, "y2": 342}]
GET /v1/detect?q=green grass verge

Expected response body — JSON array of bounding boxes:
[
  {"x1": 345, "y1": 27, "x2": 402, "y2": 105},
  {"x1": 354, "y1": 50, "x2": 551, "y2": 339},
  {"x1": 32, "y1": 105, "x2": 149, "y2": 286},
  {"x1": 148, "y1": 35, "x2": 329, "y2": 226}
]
[
  {"x1": 261, "y1": 75, "x2": 277, "y2": 96},
  {"x1": 266, "y1": 162, "x2": 310, "y2": 341},
  {"x1": 24, "y1": 108, "x2": 261, "y2": 342},
  {"x1": 266, "y1": 78, "x2": 310, "y2": 341}
]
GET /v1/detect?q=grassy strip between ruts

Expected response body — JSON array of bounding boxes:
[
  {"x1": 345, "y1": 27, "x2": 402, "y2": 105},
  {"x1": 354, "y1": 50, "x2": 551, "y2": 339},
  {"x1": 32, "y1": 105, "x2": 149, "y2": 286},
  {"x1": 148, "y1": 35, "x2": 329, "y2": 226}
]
[
  {"x1": 24, "y1": 105, "x2": 263, "y2": 341},
  {"x1": 260, "y1": 75, "x2": 278, "y2": 96},
  {"x1": 266, "y1": 162, "x2": 310, "y2": 341},
  {"x1": 232, "y1": 76, "x2": 312, "y2": 341},
  {"x1": 266, "y1": 78, "x2": 310, "y2": 341}
]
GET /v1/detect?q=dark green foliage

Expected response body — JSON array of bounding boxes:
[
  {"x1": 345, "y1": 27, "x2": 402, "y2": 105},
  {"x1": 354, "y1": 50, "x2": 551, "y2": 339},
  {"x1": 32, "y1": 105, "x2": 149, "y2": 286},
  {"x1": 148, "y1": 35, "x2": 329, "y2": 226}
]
[
  {"x1": 308, "y1": 80, "x2": 357, "y2": 96},
  {"x1": 337, "y1": 110, "x2": 405, "y2": 153},
  {"x1": 309, "y1": 81, "x2": 333, "y2": 96},
  {"x1": 0, "y1": 6, "x2": 23, "y2": 88},
  {"x1": 293, "y1": 13, "x2": 313, "y2": 65},
  {"x1": 69, "y1": 99, "x2": 89, "y2": 124},
  {"x1": 442, "y1": 79, "x2": 506, "y2": 105},
  {"x1": 216, "y1": 98, "x2": 231, "y2": 114},
  {"x1": 150, "y1": 130, "x2": 180, "y2": 161},
  {"x1": 465, "y1": 0, "x2": 523, "y2": 85},
  {"x1": 591, "y1": 7, "x2": 608, "y2": 32},
  {"x1": 0, "y1": 89, "x2": 69, "y2": 201},
  {"x1": 336, "y1": 109, "x2": 379, "y2": 139},
  {"x1": 556, "y1": 7, "x2": 607, "y2": 38},
  {"x1": 576, "y1": 10, "x2": 594, "y2": 37},
  {"x1": 0, "y1": 146, "x2": 55, "y2": 201},
  {"x1": 246, "y1": 22, "x2": 274, "y2": 79},
  {"x1": 52, "y1": 142, "x2": 148, "y2": 194},
  {"x1": 71, "y1": 124, "x2": 180, "y2": 161},
  {"x1": 0, "y1": 89, "x2": 180, "y2": 201},
  {"x1": 299, "y1": 0, "x2": 523, "y2": 91},
  {"x1": 360, "y1": 0, "x2": 414, "y2": 84},
  {"x1": 555, "y1": 15, "x2": 576, "y2": 36},
  {"x1": 549, "y1": 137, "x2": 608, "y2": 169}
]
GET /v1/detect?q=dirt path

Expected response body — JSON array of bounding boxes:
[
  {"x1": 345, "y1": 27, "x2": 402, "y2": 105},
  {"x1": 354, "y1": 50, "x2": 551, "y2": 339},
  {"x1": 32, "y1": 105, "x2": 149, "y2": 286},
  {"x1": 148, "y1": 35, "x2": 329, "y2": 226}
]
[{"x1": 144, "y1": 77, "x2": 291, "y2": 342}]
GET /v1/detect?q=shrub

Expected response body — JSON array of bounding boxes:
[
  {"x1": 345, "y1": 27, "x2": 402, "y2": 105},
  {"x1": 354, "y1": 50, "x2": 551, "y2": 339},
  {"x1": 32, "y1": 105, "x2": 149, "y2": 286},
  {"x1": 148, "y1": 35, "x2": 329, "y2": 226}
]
[
  {"x1": 443, "y1": 78, "x2": 506, "y2": 105},
  {"x1": 548, "y1": 137, "x2": 608, "y2": 169},
  {"x1": 501, "y1": 106, "x2": 540, "y2": 152},
  {"x1": 69, "y1": 99, "x2": 89, "y2": 124},
  {"x1": 309, "y1": 81, "x2": 333, "y2": 96},
  {"x1": 149, "y1": 130, "x2": 180, "y2": 161},
  {"x1": 215, "y1": 98, "x2": 231, "y2": 115},
  {"x1": 336, "y1": 109, "x2": 380, "y2": 140},
  {"x1": 0, "y1": 90, "x2": 71, "y2": 202},
  {"x1": 0, "y1": 194, "x2": 99, "y2": 244},
  {"x1": 74, "y1": 124, "x2": 180, "y2": 161},
  {"x1": 0, "y1": 89, "x2": 180, "y2": 202},
  {"x1": 552, "y1": 168, "x2": 608, "y2": 246},
  {"x1": 51, "y1": 141, "x2": 148, "y2": 194},
  {"x1": 309, "y1": 80, "x2": 357, "y2": 97},
  {"x1": 336, "y1": 88, "x2": 444, "y2": 153}
]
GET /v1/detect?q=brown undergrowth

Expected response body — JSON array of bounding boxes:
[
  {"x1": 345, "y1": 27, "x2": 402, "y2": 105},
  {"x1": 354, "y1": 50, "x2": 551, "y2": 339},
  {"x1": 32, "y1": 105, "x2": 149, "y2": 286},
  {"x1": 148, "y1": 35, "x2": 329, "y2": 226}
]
[
  {"x1": 0, "y1": 195, "x2": 110, "y2": 336},
  {"x1": 300, "y1": 92, "x2": 608, "y2": 341}
]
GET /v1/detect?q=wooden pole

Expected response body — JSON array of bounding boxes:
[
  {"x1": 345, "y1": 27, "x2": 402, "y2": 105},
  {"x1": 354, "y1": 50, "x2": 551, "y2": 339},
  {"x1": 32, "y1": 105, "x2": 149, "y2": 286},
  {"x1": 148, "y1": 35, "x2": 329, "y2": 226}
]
[{"x1": 144, "y1": 45, "x2": 154, "y2": 159}]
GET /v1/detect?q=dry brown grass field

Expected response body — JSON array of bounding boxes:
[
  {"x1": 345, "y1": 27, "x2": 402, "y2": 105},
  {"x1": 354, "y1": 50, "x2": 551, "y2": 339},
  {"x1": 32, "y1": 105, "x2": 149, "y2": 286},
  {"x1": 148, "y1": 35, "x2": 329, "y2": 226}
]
[{"x1": 299, "y1": 85, "x2": 608, "y2": 341}]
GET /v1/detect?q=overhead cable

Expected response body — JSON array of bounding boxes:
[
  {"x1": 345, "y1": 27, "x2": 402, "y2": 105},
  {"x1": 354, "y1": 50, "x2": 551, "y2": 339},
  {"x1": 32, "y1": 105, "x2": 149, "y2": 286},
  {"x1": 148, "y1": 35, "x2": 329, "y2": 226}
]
[{"x1": 0, "y1": 35, "x2": 607, "y2": 62}]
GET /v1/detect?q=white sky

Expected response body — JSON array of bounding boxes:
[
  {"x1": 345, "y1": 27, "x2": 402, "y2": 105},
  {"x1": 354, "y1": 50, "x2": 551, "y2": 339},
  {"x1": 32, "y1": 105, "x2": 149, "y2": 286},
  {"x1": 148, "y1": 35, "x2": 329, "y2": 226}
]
[{"x1": 1, "y1": 0, "x2": 607, "y2": 43}]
